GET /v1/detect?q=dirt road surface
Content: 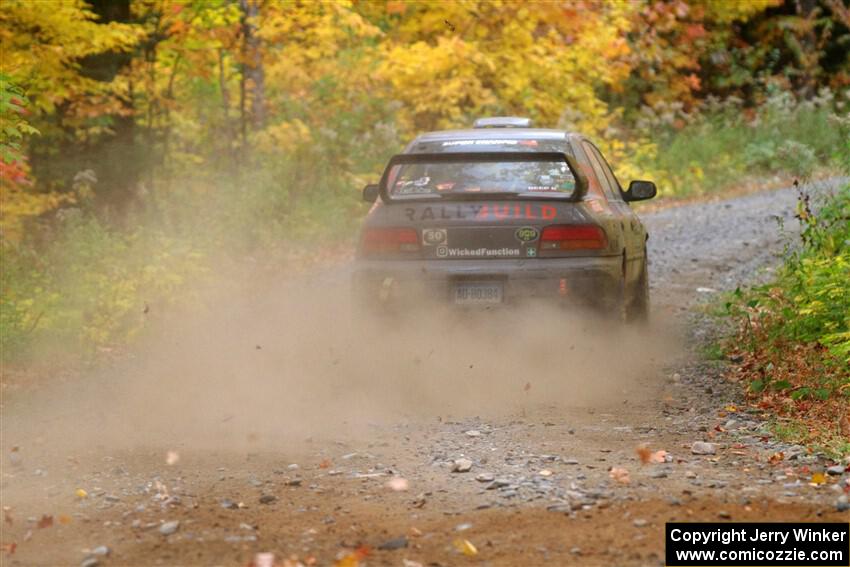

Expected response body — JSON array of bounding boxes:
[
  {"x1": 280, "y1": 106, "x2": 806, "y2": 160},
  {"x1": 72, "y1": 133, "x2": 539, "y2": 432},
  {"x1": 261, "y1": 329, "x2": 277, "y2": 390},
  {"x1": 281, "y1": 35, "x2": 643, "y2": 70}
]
[{"x1": 2, "y1": 181, "x2": 848, "y2": 567}]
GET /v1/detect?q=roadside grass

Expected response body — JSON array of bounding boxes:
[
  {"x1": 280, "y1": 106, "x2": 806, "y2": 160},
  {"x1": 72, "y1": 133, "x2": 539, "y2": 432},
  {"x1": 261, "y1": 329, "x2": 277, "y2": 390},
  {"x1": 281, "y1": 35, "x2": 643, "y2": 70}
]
[
  {"x1": 721, "y1": 183, "x2": 850, "y2": 458},
  {"x1": 770, "y1": 418, "x2": 850, "y2": 460},
  {"x1": 699, "y1": 341, "x2": 726, "y2": 362},
  {"x1": 641, "y1": 89, "x2": 849, "y2": 199}
]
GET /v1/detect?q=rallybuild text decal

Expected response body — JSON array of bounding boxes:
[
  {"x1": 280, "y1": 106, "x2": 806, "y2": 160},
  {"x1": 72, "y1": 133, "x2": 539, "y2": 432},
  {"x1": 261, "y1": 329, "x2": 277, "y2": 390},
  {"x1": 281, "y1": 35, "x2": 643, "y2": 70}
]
[
  {"x1": 403, "y1": 204, "x2": 558, "y2": 222},
  {"x1": 436, "y1": 246, "x2": 521, "y2": 258}
]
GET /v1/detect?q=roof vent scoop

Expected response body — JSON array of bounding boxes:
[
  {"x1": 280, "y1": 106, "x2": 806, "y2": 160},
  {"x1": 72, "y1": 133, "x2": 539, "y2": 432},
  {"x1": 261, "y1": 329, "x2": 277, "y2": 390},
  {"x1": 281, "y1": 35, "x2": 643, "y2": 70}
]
[{"x1": 472, "y1": 116, "x2": 533, "y2": 129}]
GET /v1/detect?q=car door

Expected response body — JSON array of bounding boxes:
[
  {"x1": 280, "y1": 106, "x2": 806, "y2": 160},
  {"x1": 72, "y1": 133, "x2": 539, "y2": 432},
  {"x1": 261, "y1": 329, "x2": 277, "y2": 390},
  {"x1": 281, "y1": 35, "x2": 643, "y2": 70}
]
[{"x1": 581, "y1": 142, "x2": 646, "y2": 284}]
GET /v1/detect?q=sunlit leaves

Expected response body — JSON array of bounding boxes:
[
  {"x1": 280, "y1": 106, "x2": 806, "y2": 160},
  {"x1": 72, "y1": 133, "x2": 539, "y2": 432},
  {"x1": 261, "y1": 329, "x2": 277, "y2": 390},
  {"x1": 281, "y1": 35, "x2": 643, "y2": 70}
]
[
  {"x1": 0, "y1": 0, "x2": 141, "y2": 114},
  {"x1": 375, "y1": 1, "x2": 636, "y2": 137}
]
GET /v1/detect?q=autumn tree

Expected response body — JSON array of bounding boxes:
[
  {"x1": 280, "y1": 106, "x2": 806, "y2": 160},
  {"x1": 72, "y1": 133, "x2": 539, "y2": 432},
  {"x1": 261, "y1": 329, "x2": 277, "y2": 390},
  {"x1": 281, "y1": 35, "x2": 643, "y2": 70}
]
[
  {"x1": 369, "y1": 1, "x2": 633, "y2": 136},
  {"x1": 0, "y1": 0, "x2": 140, "y2": 233}
]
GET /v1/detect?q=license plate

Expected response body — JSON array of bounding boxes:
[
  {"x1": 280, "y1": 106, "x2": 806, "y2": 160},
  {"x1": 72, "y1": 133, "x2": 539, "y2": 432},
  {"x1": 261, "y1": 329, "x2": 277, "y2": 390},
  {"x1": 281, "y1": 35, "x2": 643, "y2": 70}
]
[{"x1": 454, "y1": 282, "x2": 503, "y2": 305}]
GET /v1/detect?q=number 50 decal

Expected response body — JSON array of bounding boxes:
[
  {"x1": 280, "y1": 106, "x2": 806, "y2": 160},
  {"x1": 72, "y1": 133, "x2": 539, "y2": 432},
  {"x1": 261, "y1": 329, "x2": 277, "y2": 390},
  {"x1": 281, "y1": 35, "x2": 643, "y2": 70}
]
[{"x1": 422, "y1": 228, "x2": 447, "y2": 246}]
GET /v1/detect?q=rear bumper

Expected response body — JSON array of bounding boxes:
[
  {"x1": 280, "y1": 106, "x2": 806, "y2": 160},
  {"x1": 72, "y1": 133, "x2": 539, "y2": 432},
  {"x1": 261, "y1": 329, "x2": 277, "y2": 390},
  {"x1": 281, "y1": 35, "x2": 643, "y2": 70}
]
[{"x1": 352, "y1": 256, "x2": 622, "y2": 309}]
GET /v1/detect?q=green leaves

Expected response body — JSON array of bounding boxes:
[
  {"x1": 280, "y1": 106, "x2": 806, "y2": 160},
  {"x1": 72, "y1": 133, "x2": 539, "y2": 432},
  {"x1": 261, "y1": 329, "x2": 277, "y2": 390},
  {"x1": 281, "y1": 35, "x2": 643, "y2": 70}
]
[{"x1": 726, "y1": 185, "x2": 848, "y2": 455}]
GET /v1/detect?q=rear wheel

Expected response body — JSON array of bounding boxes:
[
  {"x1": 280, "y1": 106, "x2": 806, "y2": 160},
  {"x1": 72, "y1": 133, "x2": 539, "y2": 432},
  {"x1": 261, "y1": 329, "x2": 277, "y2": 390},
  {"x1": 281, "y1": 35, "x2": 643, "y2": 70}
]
[{"x1": 626, "y1": 253, "x2": 649, "y2": 324}]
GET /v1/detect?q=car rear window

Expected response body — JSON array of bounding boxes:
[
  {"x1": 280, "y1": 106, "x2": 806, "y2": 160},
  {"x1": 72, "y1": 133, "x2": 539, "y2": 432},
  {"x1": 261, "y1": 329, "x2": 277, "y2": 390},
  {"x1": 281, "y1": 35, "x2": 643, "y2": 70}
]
[{"x1": 386, "y1": 157, "x2": 577, "y2": 200}]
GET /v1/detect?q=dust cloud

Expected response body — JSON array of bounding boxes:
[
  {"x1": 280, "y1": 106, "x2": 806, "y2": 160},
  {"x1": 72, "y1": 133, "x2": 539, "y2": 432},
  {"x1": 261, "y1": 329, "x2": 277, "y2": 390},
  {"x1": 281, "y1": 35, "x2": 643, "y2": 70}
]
[{"x1": 3, "y1": 266, "x2": 681, "y2": 455}]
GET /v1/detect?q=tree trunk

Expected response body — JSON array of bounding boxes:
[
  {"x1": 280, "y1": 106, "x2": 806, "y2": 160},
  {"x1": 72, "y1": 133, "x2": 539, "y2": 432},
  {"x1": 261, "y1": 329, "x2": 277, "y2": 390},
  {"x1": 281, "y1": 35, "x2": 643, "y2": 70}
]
[{"x1": 239, "y1": 0, "x2": 265, "y2": 131}]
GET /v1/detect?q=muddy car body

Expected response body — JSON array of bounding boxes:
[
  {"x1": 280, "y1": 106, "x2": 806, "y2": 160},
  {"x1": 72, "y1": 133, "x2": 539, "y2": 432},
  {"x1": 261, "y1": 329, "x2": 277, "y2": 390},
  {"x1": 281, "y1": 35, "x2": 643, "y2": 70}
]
[{"x1": 353, "y1": 117, "x2": 657, "y2": 319}]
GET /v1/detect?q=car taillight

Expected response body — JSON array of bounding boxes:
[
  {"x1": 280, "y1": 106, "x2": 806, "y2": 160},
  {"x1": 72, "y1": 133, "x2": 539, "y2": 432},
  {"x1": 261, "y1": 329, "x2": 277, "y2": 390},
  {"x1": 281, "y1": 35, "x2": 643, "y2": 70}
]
[
  {"x1": 361, "y1": 227, "x2": 420, "y2": 256},
  {"x1": 540, "y1": 225, "x2": 607, "y2": 250}
]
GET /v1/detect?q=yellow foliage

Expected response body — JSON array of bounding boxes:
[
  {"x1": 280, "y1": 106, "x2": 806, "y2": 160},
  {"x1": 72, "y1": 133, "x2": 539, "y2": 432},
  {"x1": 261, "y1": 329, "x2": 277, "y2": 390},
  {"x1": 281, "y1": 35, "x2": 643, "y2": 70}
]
[
  {"x1": 255, "y1": 119, "x2": 312, "y2": 154},
  {"x1": 0, "y1": 182, "x2": 70, "y2": 242},
  {"x1": 699, "y1": 0, "x2": 782, "y2": 23},
  {"x1": 376, "y1": 1, "x2": 637, "y2": 137},
  {"x1": 0, "y1": 0, "x2": 142, "y2": 114}
]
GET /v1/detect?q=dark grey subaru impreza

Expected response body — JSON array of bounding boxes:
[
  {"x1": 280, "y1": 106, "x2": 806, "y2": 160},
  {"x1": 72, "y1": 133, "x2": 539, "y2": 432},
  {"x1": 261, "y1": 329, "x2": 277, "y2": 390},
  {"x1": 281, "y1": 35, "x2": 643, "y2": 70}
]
[{"x1": 353, "y1": 117, "x2": 656, "y2": 320}]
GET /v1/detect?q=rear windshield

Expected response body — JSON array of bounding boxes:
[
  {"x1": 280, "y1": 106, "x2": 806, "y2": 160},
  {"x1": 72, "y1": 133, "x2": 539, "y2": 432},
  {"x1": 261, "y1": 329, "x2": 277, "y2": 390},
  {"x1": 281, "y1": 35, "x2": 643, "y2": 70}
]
[{"x1": 386, "y1": 158, "x2": 577, "y2": 200}]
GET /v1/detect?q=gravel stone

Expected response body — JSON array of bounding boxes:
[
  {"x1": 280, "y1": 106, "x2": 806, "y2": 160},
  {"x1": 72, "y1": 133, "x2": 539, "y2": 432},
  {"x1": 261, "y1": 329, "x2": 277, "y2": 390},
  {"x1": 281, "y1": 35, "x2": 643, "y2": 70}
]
[
  {"x1": 159, "y1": 520, "x2": 180, "y2": 536},
  {"x1": 691, "y1": 442, "x2": 717, "y2": 455},
  {"x1": 377, "y1": 536, "x2": 408, "y2": 550}
]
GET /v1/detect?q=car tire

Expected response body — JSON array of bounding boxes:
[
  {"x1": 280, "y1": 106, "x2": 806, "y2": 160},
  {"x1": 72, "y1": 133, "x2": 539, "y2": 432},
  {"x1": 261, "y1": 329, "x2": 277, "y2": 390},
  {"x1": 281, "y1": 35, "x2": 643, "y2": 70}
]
[
  {"x1": 627, "y1": 254, "x2": 650, "y2": 324},
  {"x1": 609, "y1": 256, "x2": 628, "y2": 323}
]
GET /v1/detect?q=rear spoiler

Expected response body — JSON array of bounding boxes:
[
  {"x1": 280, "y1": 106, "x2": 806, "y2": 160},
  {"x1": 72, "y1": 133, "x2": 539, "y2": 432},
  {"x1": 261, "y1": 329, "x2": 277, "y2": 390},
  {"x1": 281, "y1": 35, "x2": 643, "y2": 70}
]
[{"x1": 378, "y1": 151, "x2": 588, "y2": 203}]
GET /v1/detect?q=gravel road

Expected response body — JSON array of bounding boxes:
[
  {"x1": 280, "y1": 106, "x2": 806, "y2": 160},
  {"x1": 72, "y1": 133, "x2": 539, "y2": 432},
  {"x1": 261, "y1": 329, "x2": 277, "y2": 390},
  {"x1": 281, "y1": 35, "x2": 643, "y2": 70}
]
[{"x1": 2, "y1": 180, "x2": 847, "y2": 567}]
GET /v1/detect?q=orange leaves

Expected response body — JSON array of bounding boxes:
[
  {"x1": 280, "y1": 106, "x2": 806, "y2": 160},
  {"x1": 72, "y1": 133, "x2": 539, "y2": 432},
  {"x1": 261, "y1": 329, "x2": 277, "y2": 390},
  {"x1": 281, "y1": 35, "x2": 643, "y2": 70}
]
[
  {"x1": 636, "y1": 445, "x2": 668, "y2": 464},
  {"x1": 609, "y1": 467, "x2": 631, "y2": 484},
  {"x1": 768, "y1": 452, "x2": 785, "y2": 465},
  {"x1": 334, "y1": 545, "x2": 370, "y2": 567},
  {"x1": 385, "y1": 1, "x2": 407, "y2": 15},
  {"x1": 36, "y1": 515, "x2": 53, "y2": 529}
]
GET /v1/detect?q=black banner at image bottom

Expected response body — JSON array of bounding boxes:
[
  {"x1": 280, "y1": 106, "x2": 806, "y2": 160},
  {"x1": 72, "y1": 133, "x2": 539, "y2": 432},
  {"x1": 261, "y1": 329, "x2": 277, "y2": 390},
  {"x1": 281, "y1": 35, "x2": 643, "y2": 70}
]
[{"x1": 666, "y1": 523, "x2": 849, "y2": 566}]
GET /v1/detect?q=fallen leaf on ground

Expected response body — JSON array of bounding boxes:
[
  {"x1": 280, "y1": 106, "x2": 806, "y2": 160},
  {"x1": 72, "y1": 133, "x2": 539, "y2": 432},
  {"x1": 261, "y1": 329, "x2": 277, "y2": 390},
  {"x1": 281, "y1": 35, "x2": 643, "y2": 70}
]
[
  {"x1": 768, "y1": 451, "x2": 784, "y2": 464},
  {"x1": 538, "y1": 469, "x2": 553, "y2": 477},
  {"x1": 252, "y1": 552, "x2": 275, "y2": 567},
  {"x1": 334, "y1": 545, "x2": 370, "y2": 567},
  {"x1": 650, "y1": 450, "x2": 668, "y2": 463},
  {"x1": 386, "y1": 477, "x2": 409, "y2": 491},
  {"x1": 636, "y1": 445, "x2": 666, "y2": 464},
  {"x1": 319, "y1": 459, "x2": 331, "y2": 469},
  {"x1": 1, "y1": 543, "x2": 16, "y2": 555},
  {"x1": 811, "y1": 472, "x2": 826, "y2": 485},
  {"x1": 609, "y1": 467, "x2": 631, "y2": 484},
  {"x1": 75, "y1": 488, "x2": 88, "y2": 499},
  {"x1": 36, "y1": 515, "x2": 53, "y2": 529},
  {"x1": 58, "y1": 515, "x2": 72, "y2": 525},
  {"x1": 453, "y1": 538, "x2": 478, "y2": 556}
]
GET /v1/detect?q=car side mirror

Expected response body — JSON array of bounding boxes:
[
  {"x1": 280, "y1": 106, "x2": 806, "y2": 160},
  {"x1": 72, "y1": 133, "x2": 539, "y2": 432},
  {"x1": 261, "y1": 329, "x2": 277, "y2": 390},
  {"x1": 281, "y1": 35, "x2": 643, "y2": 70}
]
[
  {"x1": 624, "y1": 180, "x2": 657, "y2": 202},
  {"x1": 362, "y1": 183, "x2": 379, "y2": 203}
]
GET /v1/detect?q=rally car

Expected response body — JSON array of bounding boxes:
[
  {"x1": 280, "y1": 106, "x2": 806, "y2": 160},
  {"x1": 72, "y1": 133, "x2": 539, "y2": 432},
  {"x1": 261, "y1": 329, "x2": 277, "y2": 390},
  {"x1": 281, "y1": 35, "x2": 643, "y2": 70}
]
[{"x1": 352, "y1": 117, "x2": 657, "y2": 320}]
